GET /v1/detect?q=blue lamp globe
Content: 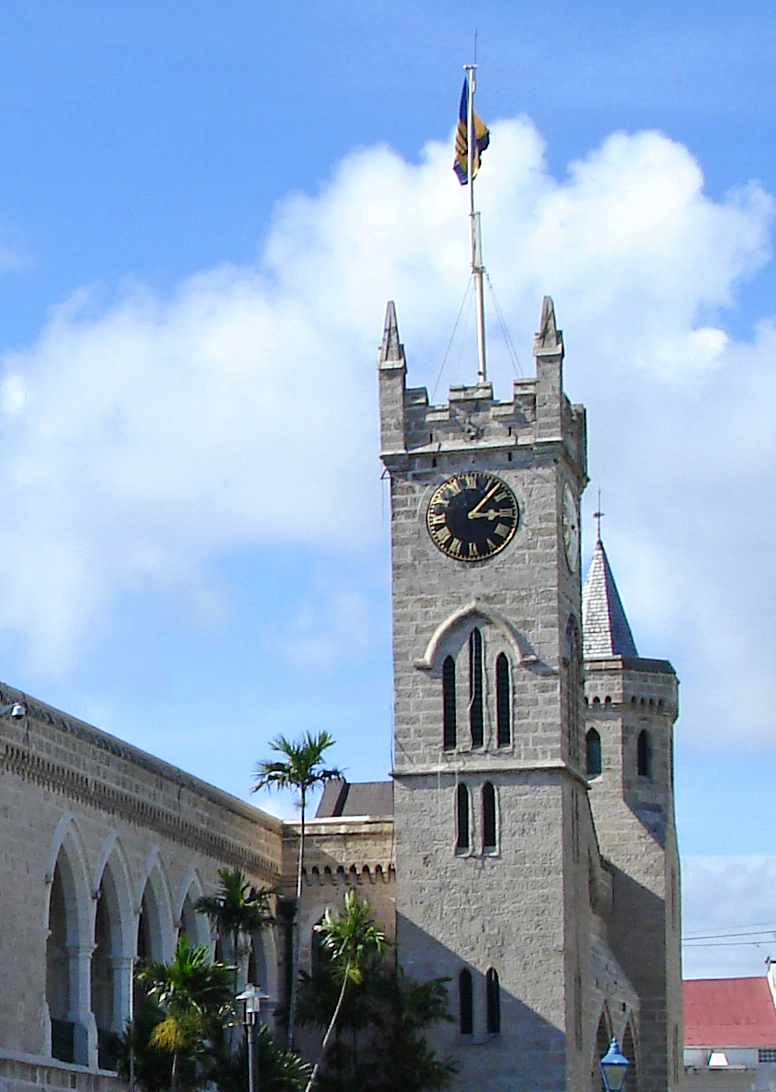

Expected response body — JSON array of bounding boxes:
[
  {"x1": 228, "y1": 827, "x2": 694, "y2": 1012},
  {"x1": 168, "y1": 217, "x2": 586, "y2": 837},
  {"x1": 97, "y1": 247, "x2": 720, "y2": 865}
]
[{"x1": 600, "y1": 1037, "x2": 630, "y2": 1092}]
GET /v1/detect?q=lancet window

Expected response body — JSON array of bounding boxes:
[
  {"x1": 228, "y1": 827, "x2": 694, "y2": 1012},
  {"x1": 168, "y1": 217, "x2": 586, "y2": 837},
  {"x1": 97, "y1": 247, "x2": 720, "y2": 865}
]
[
  {"x1": 496, "y1": 652, "x2": 511, "y2": 746},
  {"x1": 586, "y1": 728, "x2": 602, "y2": 777},
  {"x1": 469, "y1": 628, "x2": 484, "y2": 747},
  {"x1": 459, "y1": 968, "x2": 473, "y2": 1034},
  {"x1": 637, "y1": 729, "x2": 652, "y2": 778},
  {"x1": 443, "y1": 656, "x2": 457, "y2": 750},
  {"x1": 456, "y1": 784, "x2": 470, "y2": 851},
  {"x1": 482, "y1": 782, "x2": 497, "y2": 851},
  {"x1": 486, "y1": 968, "x2": 501, "y2": 1033}
]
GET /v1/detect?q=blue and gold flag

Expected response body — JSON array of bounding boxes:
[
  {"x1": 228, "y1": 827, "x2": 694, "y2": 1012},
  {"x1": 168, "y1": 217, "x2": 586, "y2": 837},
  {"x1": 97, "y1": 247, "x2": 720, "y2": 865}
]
[{"x1": 453, "y1": 78, "x2": 490, "y2": 185}]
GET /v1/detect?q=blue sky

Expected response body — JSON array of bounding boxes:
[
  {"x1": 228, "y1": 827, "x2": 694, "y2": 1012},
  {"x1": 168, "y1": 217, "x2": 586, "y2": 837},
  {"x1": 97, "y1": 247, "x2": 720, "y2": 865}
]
[{"x1": 1, "y1": 1, "x2": 775, "y2": 978}]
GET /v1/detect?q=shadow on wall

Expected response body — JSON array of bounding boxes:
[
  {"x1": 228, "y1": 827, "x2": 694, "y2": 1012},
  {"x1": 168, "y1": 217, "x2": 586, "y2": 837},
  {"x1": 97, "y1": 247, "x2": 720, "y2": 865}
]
[{"x1": 397, "y1": 914, "x2": 568, "y2": 1092}]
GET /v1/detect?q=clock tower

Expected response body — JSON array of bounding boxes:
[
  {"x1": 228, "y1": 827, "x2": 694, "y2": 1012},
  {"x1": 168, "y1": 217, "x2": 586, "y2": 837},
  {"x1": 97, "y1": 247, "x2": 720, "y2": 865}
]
[{"x1": 378, "y1": 296, "x2": 595, "y2": 1090}]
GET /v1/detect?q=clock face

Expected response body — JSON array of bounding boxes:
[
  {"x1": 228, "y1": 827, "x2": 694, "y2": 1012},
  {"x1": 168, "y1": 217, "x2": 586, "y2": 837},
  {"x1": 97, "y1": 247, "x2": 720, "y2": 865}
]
[
  {"x1": 562, "y1": 483, "x2": 580, "y2": 572},
  {"x1": 426, "y1": 472, "x2": 519, "y2": 561}
]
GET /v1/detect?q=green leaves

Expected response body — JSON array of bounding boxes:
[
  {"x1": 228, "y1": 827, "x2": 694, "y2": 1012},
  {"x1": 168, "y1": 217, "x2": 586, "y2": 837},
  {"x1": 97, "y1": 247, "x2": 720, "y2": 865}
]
[
  {"x1": 252, "y1": 730, "x2": 342, "y2": 801},
  {"x1": 194, "y1": 867, "x2": 277, "y2": 958}
]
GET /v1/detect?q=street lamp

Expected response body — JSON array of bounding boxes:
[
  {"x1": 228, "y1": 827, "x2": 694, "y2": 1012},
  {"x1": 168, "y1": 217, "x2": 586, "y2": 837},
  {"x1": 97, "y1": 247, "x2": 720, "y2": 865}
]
[
  {"x1": 0, "y1": 703, "x2": 25, "y2": 717},
  {"x1": 236, "y1": 984, "x2": 269, "y2": 1092},
  {"x1": 600, "y1": 1037, "x2": 630, "y2": 1092}
]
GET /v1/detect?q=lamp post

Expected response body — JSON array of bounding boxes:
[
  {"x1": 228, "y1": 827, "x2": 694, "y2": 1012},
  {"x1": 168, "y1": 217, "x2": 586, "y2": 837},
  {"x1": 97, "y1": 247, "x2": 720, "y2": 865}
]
[
  {"x1": 236, "y1": 985, "x2": 269, "y2": 1092},
  {"x1": 600, "y1": 1037, "x2": 630, "y2": 1092}
]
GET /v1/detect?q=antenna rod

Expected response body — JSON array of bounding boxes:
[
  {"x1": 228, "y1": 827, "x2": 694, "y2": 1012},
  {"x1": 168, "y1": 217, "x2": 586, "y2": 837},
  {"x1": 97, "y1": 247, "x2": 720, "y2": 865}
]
[{"x1": 464, "y1": 64, "x2": 487, "y2": 384}]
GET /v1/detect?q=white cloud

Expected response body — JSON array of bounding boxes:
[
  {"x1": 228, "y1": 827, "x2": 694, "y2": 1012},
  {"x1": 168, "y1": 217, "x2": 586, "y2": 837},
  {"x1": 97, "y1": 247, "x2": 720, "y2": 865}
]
[
  {"x1": 0, "y1": 113, "x2": 773, "y2": 728},
  {"x1": 683, "y1": 856, "x2": 776, "y2": 979}
]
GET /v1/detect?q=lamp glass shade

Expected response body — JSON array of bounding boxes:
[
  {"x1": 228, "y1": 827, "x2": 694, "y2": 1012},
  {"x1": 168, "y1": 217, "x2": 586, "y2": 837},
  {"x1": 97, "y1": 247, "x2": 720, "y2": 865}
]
[
  {"x1": 600, "y1": 1037, "x2": 630, "y2": 1092},
  {"x1": 236, "y1": 984, "x2": 269, "y2": 1016}
]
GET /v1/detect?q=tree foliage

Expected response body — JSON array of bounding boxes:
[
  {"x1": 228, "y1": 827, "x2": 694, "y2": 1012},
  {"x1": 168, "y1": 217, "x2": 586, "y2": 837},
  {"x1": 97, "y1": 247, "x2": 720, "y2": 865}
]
[
  {"x1": 252, "y1": 730, "x2": 342, "y2": 1045},
  {"x1": 194, "y1": 866, "x2": 277, "y2": 961},
  {"x1": 297, "y1": 959, "x2": 458, "y2": 1092}
]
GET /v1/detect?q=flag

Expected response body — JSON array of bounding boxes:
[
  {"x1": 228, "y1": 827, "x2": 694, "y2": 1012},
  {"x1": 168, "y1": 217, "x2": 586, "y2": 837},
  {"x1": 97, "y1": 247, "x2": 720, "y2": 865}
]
[{"x1": 453, "y1": 78, "x2": 490, "y2": 185}]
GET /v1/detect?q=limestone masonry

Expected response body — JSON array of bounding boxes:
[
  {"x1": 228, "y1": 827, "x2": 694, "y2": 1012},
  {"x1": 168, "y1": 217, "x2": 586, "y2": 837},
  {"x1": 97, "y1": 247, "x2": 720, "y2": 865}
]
[{"x1": 0, "y1": 297, "x2": 681, "y2": 1092}]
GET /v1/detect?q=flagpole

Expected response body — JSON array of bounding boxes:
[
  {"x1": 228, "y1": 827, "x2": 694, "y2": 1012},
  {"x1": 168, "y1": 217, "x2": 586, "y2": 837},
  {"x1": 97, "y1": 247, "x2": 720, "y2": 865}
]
[{"x1": 464, "y1": 63, "x2": 487, "y2": 384}]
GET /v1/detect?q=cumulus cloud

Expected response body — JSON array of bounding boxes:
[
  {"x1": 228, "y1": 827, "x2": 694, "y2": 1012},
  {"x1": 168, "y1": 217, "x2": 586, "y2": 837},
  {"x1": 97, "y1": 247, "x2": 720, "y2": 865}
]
[{"x1": 0, "y1": 113, "x2": 773, "y2": 729}]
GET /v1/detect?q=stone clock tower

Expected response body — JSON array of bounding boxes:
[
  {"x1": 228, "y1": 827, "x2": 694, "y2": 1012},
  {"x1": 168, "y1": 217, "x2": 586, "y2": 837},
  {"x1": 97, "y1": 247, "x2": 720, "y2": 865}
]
[{"x1": 378, "y1": 296, "x2": 597, "y2": 1091}]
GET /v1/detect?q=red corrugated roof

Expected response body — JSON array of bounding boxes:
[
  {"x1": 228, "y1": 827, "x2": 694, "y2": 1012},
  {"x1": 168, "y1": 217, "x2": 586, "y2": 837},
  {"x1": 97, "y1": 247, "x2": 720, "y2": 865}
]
[{"x1": 684, "y1": 978, "x2": 776, "y2": 1048}]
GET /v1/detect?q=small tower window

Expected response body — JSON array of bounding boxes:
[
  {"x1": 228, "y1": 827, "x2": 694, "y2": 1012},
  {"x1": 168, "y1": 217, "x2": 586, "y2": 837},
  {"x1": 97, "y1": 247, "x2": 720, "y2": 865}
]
[
  {"x1": 459, "y1": 968, "x2": 473, "y2": 1034},
  {"x1": 486, "y1": 968, "x2": 501, "y2": 1033},
  {"x1": 637, "y1": 729, "x2": 653, "y2": 778},
  {"x1": 586, "y1": 728, "x2": 602, "y2": 777},
  {"x1": 443, "y1": 656, "x2": 457, "y2": 750},
  {"x1": 482, "y1": 782, "x2": 497, "y2": 851},
  {"x1": 496, "y1": 653, "x2": 511, "y2": 747},
  {"x1": 469, "y1": 628, "x2": 484, "y2": 747},
  {"x1": 456, "y1": 784, "x2": 470, "y2": 851}
]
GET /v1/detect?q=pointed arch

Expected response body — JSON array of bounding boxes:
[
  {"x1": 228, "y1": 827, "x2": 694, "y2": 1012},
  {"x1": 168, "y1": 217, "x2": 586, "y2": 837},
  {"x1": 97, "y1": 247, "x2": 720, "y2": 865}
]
[
  {"x1": 91, "y1": 837, "x2": 135, "y2": 1055},
  {"x1": 175, "y1": 868, "x2": 210, "y2": 947},
  {"x1": 458, "y1": 968, "x2": 473, "y2": 1035},
  {"x1": 414, "y1": 600, "x2": 537, "y2": 672},
  {"x1": 136, "y1": 849, "x2": 175, "y2": 964},
  {"x1": 442, "y1": 655, "x2": 457, "y2": 750},
  {"x1": 586, "y1": 728, "x2": 602, "y2": 777},
  {"x1": 482, "y1": 782, "x2": 497, "y2": 852},
  {"x1": 45, "y1": 817, "x2": 92, "y2": 1065},
  {"x1": 637, "y1": 730, "x2": 652, "y2": 779},
  {"x1": 469, "y1": 628, "x2": 484, "y2": 747},
  {"x1": 456, "y1": 784, "x2": 470, "y2": 851},
  {"x1": 592, "y1": 1007, "x2": 613, "y2": 1090},
  {"x1": 486, "y1": 968, "x2": 501, "y2": 1033},
  {"x1": 622, "y1": 1019, "x2": 639, "y2": 1092},
  {"x1": 496, "y1": 652, "x2": 511, "y2": 746}
]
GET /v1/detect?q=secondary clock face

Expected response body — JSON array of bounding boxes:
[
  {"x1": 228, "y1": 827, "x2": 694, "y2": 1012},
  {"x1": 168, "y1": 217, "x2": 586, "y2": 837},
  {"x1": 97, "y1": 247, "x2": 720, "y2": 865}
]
[
  {"x1": 562, "y1": 483, "x2": 580, "y2": 572},
  {"x1": 426, "y1": 472, "x2": 519, "y2": 561}
]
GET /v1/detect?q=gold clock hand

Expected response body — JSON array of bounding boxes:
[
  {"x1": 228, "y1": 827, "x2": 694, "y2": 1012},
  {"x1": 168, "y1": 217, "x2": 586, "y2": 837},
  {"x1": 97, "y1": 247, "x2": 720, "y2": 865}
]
[{"x1": 467, "y1": 483, "x2": 499, "y2": 519}]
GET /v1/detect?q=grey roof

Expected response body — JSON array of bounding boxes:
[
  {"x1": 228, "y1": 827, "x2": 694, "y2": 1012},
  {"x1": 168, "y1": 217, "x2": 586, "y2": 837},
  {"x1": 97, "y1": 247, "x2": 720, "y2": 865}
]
[
  {"x1": 582, "y1": 538, "x2": 639, "y2": 659},
  {"x1": 316, "y1": 779, "x2": 394, "y2": 818}
]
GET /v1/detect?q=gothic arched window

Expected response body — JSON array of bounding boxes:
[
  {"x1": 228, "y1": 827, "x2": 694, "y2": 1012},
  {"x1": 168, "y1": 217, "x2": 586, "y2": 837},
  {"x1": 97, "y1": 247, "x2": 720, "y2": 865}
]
[
  {"x1": 456, "y1": 784, "x2": 470, "y2": 851},
  {"x1": 637, "y1": 729, "x2": 652, "y2": 778},
  {"x1": 482, "y1": 782, "x2": 497, "y2": 852},
  {"x1": 486, "y1": 968, "x2": 501, "y2": 1033},
  {"x1": 496, "y1": 653, "x2": 511, "y2": 747},
  {"x1": 459, "y1": 968, "x2": 473, "y2": 1034},
  {"x1": 469, "y1": 628, "x2": 484, "y2": 747},
  {"x1": 443, "y1": 656, "x2": 457, "y2": 750},
  {"x1": 586, "y1": 728, "x2": 602, "y2": 777}
]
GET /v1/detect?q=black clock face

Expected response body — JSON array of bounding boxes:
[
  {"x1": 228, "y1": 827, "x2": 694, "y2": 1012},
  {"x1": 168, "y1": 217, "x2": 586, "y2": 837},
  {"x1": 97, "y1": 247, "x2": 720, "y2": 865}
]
[{"x1": 426, "y1": 472, "x2": 519, "y2": 561}]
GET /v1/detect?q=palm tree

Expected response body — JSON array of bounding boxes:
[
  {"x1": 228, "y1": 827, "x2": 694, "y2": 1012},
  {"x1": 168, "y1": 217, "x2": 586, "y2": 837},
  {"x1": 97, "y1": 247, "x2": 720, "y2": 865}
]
[
  {"x1": 252, "y1": 730, "x2": 342, "y2": 1045},
  {"x1": 305, "y1": 891, "x2": 385, "y2": 1092},
  {"x1": 194, "y1": 867, "x2": 278, "y2": 978},
  {"x1": 138, "y1": 935, "x2": 236, "y2": 1092}
]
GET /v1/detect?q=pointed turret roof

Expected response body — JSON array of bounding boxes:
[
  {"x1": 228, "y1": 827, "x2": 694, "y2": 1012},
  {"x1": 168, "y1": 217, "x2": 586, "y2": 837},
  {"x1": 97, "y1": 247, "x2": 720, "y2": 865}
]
[
  {"x1": 582, "y1": 538, "x2": 639, "y2": 659},
  {"x1": 378, "y1": 300, "x2": 404, "y2": 365}
]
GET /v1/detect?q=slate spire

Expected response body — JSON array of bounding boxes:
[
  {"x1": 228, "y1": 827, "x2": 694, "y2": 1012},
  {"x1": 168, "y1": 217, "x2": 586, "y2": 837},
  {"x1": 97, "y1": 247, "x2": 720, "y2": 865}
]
[{"x1": 582, "y1": 538, "x2": 639, "y2": 658}]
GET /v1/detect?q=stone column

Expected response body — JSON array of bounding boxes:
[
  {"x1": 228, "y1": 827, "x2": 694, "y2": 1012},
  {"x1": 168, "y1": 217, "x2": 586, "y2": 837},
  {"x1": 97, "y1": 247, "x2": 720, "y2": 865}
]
[
  {"x1": 67, "y1": 943, "x2": 97, "y2": 1067},
  {"x1": 111, "y1": 955, "x2": 134, "y2": 1034}
]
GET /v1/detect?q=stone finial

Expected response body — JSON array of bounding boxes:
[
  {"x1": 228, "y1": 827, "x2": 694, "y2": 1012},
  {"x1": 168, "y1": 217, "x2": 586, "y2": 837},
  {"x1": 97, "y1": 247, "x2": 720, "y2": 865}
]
[
  {"x1": 378, "y1": 300, "x2": 405, "y2": 366},
  {"x1": 533, "y1": 295, "x2": 564, "y2": 359}
]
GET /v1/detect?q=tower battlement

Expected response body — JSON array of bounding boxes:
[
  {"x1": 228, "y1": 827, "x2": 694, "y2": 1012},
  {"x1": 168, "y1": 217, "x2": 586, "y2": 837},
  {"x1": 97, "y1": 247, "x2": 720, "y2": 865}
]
[{"x1": 378, "y1": 298, "x2": 587, "y2": 480}]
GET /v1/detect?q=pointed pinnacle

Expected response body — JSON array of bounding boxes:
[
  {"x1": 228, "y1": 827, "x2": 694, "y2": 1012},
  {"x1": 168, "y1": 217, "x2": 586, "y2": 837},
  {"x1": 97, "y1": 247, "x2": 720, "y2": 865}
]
[
  {"x1": 533, "y1": 295, "x2": 564, "y2": 358},
  {"x1": 379, "y1": 300, "x2": 404, "y2": 364}
]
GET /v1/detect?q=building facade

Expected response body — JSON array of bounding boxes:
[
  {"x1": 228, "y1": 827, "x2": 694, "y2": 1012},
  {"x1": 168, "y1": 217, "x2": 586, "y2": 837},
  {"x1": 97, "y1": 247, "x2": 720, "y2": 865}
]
[{"x1": 0, "y1": 297, "x2": 681, "y2": 1092}]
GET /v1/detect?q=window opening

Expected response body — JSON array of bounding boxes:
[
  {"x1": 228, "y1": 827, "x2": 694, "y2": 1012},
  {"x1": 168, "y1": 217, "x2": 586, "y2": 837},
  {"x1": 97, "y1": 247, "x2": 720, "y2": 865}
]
[
  {"x1": 469, "y1": 628, "x2": 484, "y2": 747},
  {"x1": 456, "y1": 784, "x2": 470, "y2": 851},
  {"x1": 482, "y1": 783, "x2": 497, "y2": 851},
  {"x1": 443, "y1": 656, "x2": 457, "y2": 750},
  {"x1": 496, "y1": 653, "x2": 511, "y2": 747},
  {"x1": 586, "y1": 728, "x2": 602, "y2": 777},
  {"x1": 459, "y1": 968, "x2": 473, "y2": 1034},
  {"x1": 486, "y1": 968, "x2": 501, "y2": 1033},
  {"x1": 637, "y1": 730, "x2": 652, "y2": 778}
]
